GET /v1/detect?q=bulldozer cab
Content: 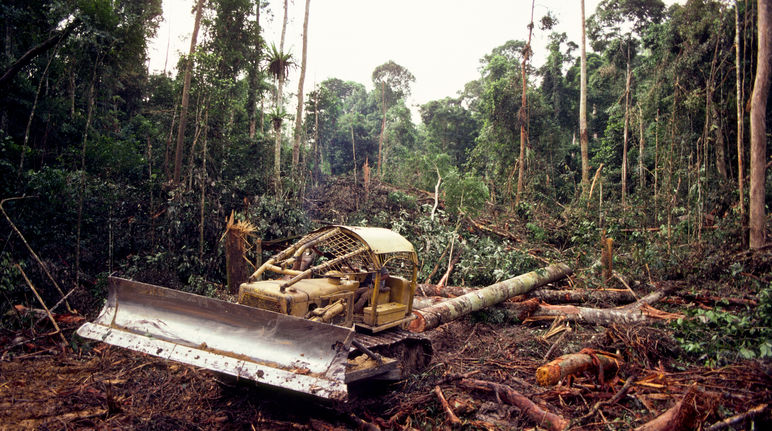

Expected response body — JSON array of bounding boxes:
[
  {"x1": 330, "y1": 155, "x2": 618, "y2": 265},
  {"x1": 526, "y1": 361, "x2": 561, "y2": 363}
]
[{"x1": 240, "y1": 226, "x2": 418, "y2": 333}]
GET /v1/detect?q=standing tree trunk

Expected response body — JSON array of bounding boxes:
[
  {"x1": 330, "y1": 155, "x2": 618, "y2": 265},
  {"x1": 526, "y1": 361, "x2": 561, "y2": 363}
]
[
  {"x1": 76, "y1": 58, "x2": 99, "y2": 289},
  {"x1": 377, "y1": 80, "x2": 386, "y2": 177},
  {"x1": 622, "y1": 46, "x2": 631, "y2": 207},
  {"x1": 639, "y1": 105, "x2": 645, "y2": 189},
  {"x1": 351, "y1": 124, "x2": 357, "y2": 186},
  {"x1": 516, "y1": 0, "x2": 536, "y2": 205},
  {"x1": 247, "y1": 1, "x2": 261, "y2": 140},
  {"x1": 292, "y1": 0, "x2": 311, "y2": 169},
  {"x1": 173, "y1": 0, "x2": 204, "y2": 185},
  {"x1": 736, "y1": 0, "x2": 746, "y2": 217},
  {"x1": 579, "y1": 0, "x2": 590, "y2": 194},
  {"x1": 749, "y1": 0, "x2": 770, "y2": 249},
  {"x1": 273, "y1": 0, "x2": 289, "y2": 194}
]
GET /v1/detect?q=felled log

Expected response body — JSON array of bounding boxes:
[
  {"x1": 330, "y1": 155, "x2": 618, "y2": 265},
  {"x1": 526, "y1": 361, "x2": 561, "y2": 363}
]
[
  {"x1": 408, "y1": 263, "x2": 573, "y2": 332},
  {"x1": 418, "y1": 284, "x2": 476, "y2": 297},
  {"x1": 459, "y1": 379, "x2": 568, "y2": 431},
  {"x1": 529, "y1": 284, "x2": 682, "y2": 326},
  {"x1": 634, "y1": 386, "x2": 700, "y2": 431},
  {"x1": 528, "y1": 288, "x2": 636, "y2": 304},
  {"x1": 536, "y1": 350, "x2": 621, "y2": 386},
  {"x1": 412, "y1": 295, "x2": 449, "y2": 310}
]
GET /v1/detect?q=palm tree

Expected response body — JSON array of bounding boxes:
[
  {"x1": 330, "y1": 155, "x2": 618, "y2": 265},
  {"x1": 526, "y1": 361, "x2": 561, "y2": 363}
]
[{"x1": 267, "y1": 43, "x2": 294, "y2": 193}]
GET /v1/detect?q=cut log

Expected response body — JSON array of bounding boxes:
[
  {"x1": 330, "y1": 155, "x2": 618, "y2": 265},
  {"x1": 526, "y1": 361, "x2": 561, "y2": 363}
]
[
  {"x1": 528, "y1": 284, "x2": 683, "y2": 326},
  {"x1": 412, "y1": 295, "x2": 449, "y2": 310},
  {"x1": 634, "y1": 386, "x2": 701, "y2": 431},
  {"x1": 529, "y1": 288, "x2": 636, "y2": 304},
  {"x1": 536, "y1": 350, "x2": 621, "y2": 386},
  {"x1": 408, "y1": 263, "x2": 573, "y2": 332},
  {"x1": 459, "y1": 378, "x2": 568, "y2": 431},
  {"x1": 417, "y1": 284, "x2": 476, "y2": 298}
]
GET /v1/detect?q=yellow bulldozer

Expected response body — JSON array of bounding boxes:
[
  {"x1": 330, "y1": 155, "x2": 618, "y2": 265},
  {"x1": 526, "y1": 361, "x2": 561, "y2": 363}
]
[{"x1": 77, "y1": 226, "x2": 432, "y2": 401}]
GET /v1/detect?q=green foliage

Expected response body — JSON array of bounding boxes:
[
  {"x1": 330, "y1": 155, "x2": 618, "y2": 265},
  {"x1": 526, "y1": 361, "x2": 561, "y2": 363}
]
[
  {"x1": 443, "y1": 170, "x2": 489, "y2": 217},
  {"x1": 673, "y1": 283, "x2": 772, "y2": 366}
]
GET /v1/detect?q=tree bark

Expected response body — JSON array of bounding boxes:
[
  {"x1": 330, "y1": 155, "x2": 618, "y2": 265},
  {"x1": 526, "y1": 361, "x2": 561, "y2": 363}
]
[
  {"x1": 408, "y1": 262, "x2": 572, "y2": 332},
  {"x1": 459, "y1": 379, "x2": 569, "y2": 431},
  {"x1": 516, "y1": 0, "x2": 536, "y2": 205},
  {"x1": 580, "y1": 0, "x2": 590, "y2": 193},
  {"x1": 634, "y1": 386, "x2": 701, "y2": 431},
  {"x1": 749, "y1": 0, "x2": 770, "y2": 249},
  {"x1": 173, "y1": 0, "x2": 204, "y2": 185},
  {"x1": 292, "y1": 0, "x2": 311, "y2": 168},
  {"x1": 377, "y1": 81, "x2": 385, "y2": 177},
  {"x1": 247, "y1": 1, "x2": 261, "y2": 140},
  {"x1": 622, "y1": 49, "x2": 631, "y2": 207},
  {"x1": 536, "y1": 351, "x2": 621, "y2": 386},
  {"x1": 736, "y1": 1, "x2": 745, "y2": 217}
]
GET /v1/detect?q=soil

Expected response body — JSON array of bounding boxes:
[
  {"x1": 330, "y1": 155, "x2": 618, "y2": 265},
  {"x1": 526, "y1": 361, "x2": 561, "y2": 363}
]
[{"x1": 2, "y1": 179, "x2": 771, "y2": 430}]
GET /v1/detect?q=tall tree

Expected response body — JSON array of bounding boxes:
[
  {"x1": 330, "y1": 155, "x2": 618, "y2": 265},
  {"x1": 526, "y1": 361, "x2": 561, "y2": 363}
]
[
  {"x1": 292, "y1": 0, "x2": 311, "y2": 169},
  {"x1": 271, "y1": 0, "x2": 290, "y2": 193},
  {"x1": 580, "y1": 0, "x2": 590, "y2": 194},
  {"x1": 515, "y1": 0, "x2": 536, "y2": 205},
  {"x1": 735, "y1": 0, "x2": 745, "y2": 217},
  {"x1": 749, "y1": 0, "x2": 770, "y2": 249},
  {"x1": 247, "y1": 0, "x2": 262, "y2": 140},
  {"x1": 372, "y1": 61, "x2": 415, "y2": 177},
  {"x1": 173, "y1": 0, "x2": 204, "y2": 185}
]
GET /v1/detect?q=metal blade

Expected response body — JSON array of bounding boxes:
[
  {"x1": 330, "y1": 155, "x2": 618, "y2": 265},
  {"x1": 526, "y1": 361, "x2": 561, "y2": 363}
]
[{"x1": 77, "y1": 277, "x2": 353, "y2": 400}]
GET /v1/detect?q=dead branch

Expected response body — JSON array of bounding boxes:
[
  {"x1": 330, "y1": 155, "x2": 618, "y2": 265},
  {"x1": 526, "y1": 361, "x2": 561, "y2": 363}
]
[
  {"x1": 16, "y1": 264, "x2": 67, "y2": 345},
  {"x1": 434, "y1": 385, "x2": 462, "y2": 426},
  {"x1": 577, "y1": 371, "x2": 639, "y2": 423},
  {"x1": 463, "y1": 215, "x2": 520, "y2": 242},
  {"x1": 706, "y1": 403, "x2": 768, "y2": 431},
  {"x1": 536, "y1": 349, "x2": 622, "y2": 386},
  {"x1": 634, "y1": 386, "x2": 703, "y2": 431},
  {"x1": 459, "y1": 378, "x2": 568, "y2": 431},
  {"x1": 1, "y1": 197, "x2": 73, "y2": 312}
]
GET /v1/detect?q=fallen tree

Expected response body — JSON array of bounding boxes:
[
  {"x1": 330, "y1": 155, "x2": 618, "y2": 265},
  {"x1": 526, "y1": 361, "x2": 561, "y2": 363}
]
[
  {"x1": 408, "y1": 262, "x2": 573, "y2": 332},
  {"x1": 528, "y1": 284, "x2": 682, "y2": 326},
  {"x1": 536, "y1": 349, "x2": 622, "y2": 386}
]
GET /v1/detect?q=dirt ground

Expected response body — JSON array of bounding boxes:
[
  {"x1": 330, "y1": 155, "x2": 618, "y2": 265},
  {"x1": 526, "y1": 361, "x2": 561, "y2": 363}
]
[
  {"x1": 2, "y1": 180, "x2": 771, "y2": 430},
  {"x1": 2, "y1": 286, "x2": 771, "y2": 430}
]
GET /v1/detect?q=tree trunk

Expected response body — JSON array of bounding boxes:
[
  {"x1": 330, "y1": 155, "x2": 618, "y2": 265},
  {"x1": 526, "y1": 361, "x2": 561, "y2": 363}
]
[
  {"x1": 580, "y1": 0, "x2": 590, "y2": 193},
  {"x1": 273, "y1": 0, "x2": 289, "y2": 195},
  {"x1": 516, "y1": 0, "x2": 536, "y2": 205},
  {"x1": 408, "y1": 262, "x2": 572, "y2": 332},
  {"x1": 76, "y1": 58, "x2": 99, "y2": 290},
  {"x1": 19, "y1": 45, "x2": 58, "y2": 177},
  {"x1": 351, "y1": 124, "x2": 357, "y2": 186},
  {"x1": 713, "y1": 104, "x2": 727, "y2": 178},
  {"x1": 247, "y1": 1, "x2": 261, "y2": 140},
  {"x1": 377, "y1": 81, "x2": 385, "y2": 177},
  {"x1": 292, "y1": 0, "x2": 311, "y2": 169},
  {"x1": 622, "y1": 51, "x2": 631, "y2": 207},
  {"x1": 639, "y1": 105, "x2": 645, "y2": 189},
  {"x1": 173, "y1": 0, "x2": 204, "y2": 185},
  {"x1": 736, "y1": 0, "x2": 745, "y2": 217},
  {"x1": 749, "y1": 0, "x2": 770, "y2": 249},
  {"x1": 536, "y1": 351, "x2": 621, "y2": 386}
]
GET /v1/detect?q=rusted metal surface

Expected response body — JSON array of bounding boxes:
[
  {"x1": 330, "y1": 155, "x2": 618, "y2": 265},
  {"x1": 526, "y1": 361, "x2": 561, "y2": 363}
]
[{"x1": 77, "y1": 277, "x2": 353, "y2": 400}]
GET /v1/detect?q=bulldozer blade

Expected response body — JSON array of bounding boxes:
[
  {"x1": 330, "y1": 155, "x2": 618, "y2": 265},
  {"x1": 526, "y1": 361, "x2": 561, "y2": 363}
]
[{"x1": 77, "y1": 277, "x2": 353, "y2": 400}]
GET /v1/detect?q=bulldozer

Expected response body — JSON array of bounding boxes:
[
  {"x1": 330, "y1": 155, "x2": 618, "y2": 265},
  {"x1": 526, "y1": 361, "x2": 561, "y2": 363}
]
[{"x1": 77, "y1": 226, "x2": 432, "y2": 401}]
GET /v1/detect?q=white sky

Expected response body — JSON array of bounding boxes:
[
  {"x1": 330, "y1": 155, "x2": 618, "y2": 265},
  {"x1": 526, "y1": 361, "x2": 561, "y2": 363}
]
[{"x1": 147, "y1": 0, "x2": 606, "y2": 118}]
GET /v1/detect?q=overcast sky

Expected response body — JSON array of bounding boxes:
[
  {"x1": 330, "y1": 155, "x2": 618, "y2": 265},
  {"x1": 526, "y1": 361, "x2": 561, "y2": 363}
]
[{"x1": 147, "y1": 0, "x2": 606, "y2": 117}]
